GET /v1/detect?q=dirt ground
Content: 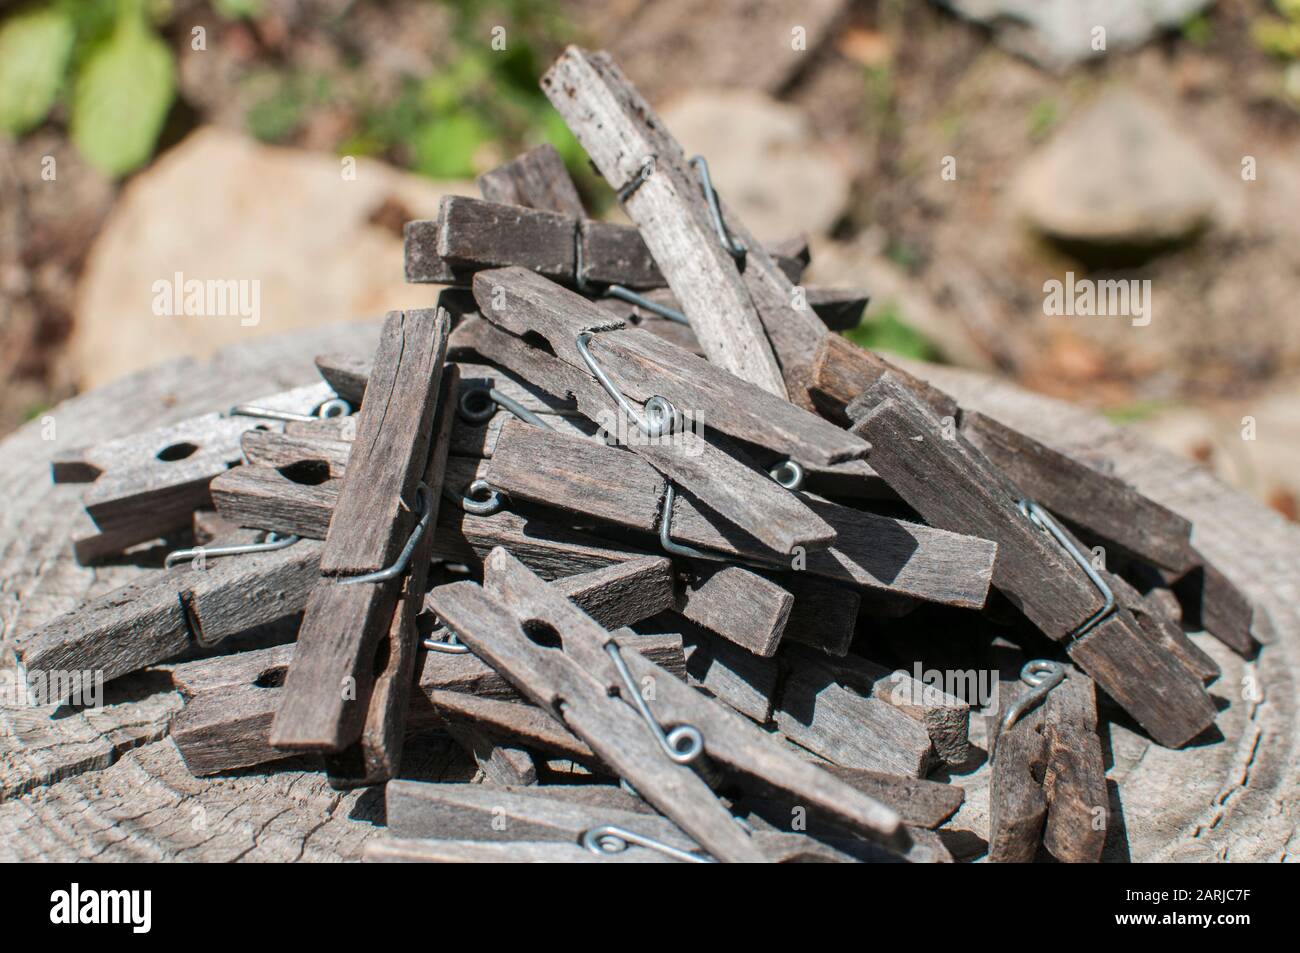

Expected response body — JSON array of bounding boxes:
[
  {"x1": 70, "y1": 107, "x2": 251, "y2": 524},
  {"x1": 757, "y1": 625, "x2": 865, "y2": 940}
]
[{"x1": 2, "y1": 0, "x2": 1297, "y2": 513}]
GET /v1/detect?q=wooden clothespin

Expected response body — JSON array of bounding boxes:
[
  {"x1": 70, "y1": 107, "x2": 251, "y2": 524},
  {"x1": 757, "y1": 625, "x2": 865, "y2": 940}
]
[
  {"x1": 169, "y1": 565, "x2": 684, "y2": 778},
  {"x1": 849, "y1": 372, "x2": 1217, "y2": 748},
  {"x1": 371, "y1": 780, "x2": 865, "y2": 864},
  {"x1": 852, "y1": 376, "x2": 1254, "y2": 654},
  {"x1": 959, "y1": 409, "x2": 1197, "y2": 574},
  {"x1": 988, "y1": 662, "x2": 1108, "y2": 863},
  {"x1": 541, "y1": 47, "x2": 789, "y2": 397},
  {"x1": 486, "y1": 417, "x2": 997, "y2": 612},
  {"x1": 53, "y1": 382, "x2": 340, "y2": 562},
  {"x1": 270, "y1": 307, "x2": 449, "y2": 755},
  {"x1": 20, "y1": 532, "x2": 321, "y2": 705},
  {"x1": 471, "y1": 267, "x2": 868, "y2": 468},
  {"x1": 210, "y1": 457, "x2": 678, "y2": 581},
  {"x1": 321, "y1": 366, "x2": 460, "y2": 786},
  {"x1": 427, "y1": 547, "x2": 907, "y2": 862},
  {"x1": 467, "y1": 267, "x2": 842, "y2": 553},
  {"x1": 781, "y1": 646, "x2": 973, "y2": 767},
  {"x1": 477, "y1": 143, "x2": 587, "y2": 216},
  {"x1": 405, "y1": 192, "x2": 808, "y2": 294}
]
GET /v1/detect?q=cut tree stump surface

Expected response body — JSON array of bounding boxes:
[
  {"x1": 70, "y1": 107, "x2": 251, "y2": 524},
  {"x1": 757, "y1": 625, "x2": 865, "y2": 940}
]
[{"x1": 0, "y1": 325, "x2": 1294, "y2": 862}]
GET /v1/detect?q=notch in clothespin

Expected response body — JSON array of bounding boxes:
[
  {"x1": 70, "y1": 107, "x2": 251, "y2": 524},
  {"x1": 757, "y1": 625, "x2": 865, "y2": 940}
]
[
  {"x1": 427, "y1": 546, "x2": 908, "y2": 862},
  {"x1": 52, "y1": 383, "x2": 344, "y2": 563}
]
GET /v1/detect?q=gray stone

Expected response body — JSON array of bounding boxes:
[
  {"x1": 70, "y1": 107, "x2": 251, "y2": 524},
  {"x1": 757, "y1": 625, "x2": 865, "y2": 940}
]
[
  {"x1": 939, "y1": 0, "x2": 1216, "y2": 71},
  {"x1": 1013, "y1": 91, "x2": 1229, "y2": 246},
  {"x1": 658, "y1": 90, "x2": 851, "y2": 240},
  {"x1": 69, "y1": 127, "x2": 473, "y2": 389}
]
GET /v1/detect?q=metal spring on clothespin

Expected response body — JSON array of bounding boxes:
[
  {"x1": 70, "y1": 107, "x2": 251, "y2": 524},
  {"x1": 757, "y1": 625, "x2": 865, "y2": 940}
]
[
  {"x1": 338, "y1": 482, "x2": 431, "y2": 586},
  {"x1": 444, "y1": 383, "x2": 559, "y2": 517},
  {"x1": 575, "y1": 328, "x2": 682, "y2": 439},
  {"x1": 993, "y1": 659, "x2": 1067, "y2": 758},
  {"x1": 580, "y1": 825, "x2": 714, "y2": 864},
  {"x1": 1018, "y1": 499, "x2": 1116, "y2": 640},
  {"x1": 229, "y1": 397, "x2": 352, "y2": 423},
  {"x1": 603, "y1": 637, "x2": 704, "y2": 765},
  {"x1": 165, "y1": 531, "x2": 300, "y2": 569}
]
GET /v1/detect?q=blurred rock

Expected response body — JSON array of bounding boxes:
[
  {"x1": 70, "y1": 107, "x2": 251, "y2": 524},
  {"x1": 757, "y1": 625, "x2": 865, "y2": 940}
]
[
  {"x1": 1013, "y1": 91, "x2": 1229, "y2": 247},
  {"x1": 938, "y1": 0, "x2": 1216, "y2": 71},
  {"x1": 69, "y1": 127, "x2": 472, "y2": 389},
  {"x1": 564, "y1": 0, "x2": 847, "y2": 102},
  {"x1": 1131, "y1": 389, "x2": 1300, "y2": 523},
  {"x1": 659, "y1": 90, "x2": 850, "y2": 240}
]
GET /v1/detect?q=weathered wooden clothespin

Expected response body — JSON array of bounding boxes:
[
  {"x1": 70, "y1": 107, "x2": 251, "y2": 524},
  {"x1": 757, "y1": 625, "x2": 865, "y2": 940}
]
[
  {"x1": 541, "y1": 47, "x2": 790, "y2": 397},
  {"x1": 21, "y1": 532, "x2": 321, "y2": 705},
  {"x1": 169, "y1": 598, "x2": 687, "y2": 777},
  {"x1": 486, "y1": 418, "x2": 997, "y2": 613},
  {"x1": 988, "y1": 662, "x2": 1108, "y2": 863},
  {"x1": 848, "y1": 373, "x2": 1217, "y2": 748},
  {"x1": 270, "y1": 307, "x2": 449, "y2": 755},
  {"x1": 539, "y1": 46, "x2": 917, "y2": 413},
  {"x1": 405, "y1": 167, "x2": 808, "y2": 295},
  {"x1": 53, "y1": 382, "x2": 340, "y2": 562},
  {"x1": 371, "y1": 780, "x2": 866, "y2": 863},
  {"x1": 321, "y1": 366, "x2": 460, "y2": 786},
  {"x1": 427, "y1": 547, "x2": 908, "y2": 862},
  {"x1": 470, "y1": 267, "x2": 847, "y2": 557}
]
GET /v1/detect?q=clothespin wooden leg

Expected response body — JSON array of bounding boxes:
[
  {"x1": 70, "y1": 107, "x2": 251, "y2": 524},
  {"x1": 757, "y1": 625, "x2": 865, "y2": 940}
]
[
  {"x1": 988, "y1": 679, "x2": 1050, "y2": 862},
  {"x1": 271, "y1": 307, "x2": 449, "y2": 752},
  {"x1": 323, "y1": 366, "x2": 461, "y2": 786}
]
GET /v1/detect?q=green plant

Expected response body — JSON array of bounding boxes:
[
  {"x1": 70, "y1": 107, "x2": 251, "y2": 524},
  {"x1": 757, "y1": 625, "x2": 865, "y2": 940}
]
[
  {"x1": 1180, "y1": 13, "x2": 1212, "y2": 48},
  {"x1": 841, "y1": 302, "x2": 937, "y2": 362},
  {"x1": 0, "y1": 0, "x2": 174, "y2": 177},
  {"x1": 1101, "y1": 400, "x2": 1169, "y2": 425},
  {"x1": 343, "y1": 0, "x2": 599, "y2": 198},
  {"x1": 1254, "y1": 0, "x2": 1300, "y2": 59},
  {"x1": 1027, "y1": 98, "x2": 1059, "y2": 141}
]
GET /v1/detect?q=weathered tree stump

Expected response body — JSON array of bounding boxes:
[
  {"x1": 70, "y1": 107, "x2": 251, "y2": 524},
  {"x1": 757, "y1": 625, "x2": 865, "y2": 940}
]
[{"x1": 0, "y1": 325, "x2": 1294, "y2": 861}]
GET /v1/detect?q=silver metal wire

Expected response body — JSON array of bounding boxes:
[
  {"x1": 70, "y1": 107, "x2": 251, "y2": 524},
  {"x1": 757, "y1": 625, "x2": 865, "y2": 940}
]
[
  {"x1": 581, "y1": 825, "x2": 713, "y2": 864},
  {"x1": 458, "y1": 386, "x2": 554, "y2": 431},
  {"x1": 768, "y1": 460, "x2": 805, "y2": 491},
  {"x1": 165, "y1": 531, "x2": 300, "y2": 569},
  {"x1": 423, "y1": 627, "x2": 471, "y2": 654},
  {"x1": 690, "y1": 155, "x2": 746, "y2": 262},
  {"x1": 1018, "y1": 499, "x2": 1117, "y2": 639},
  {"x1": 229, "y1": 397, "x2": 352, "y2": 423},
  {"x1": 603, "y1": 640, "x2": 703, "y2": 764},
  {"x1": 616, "y1": 156, "x2": 656, "y2": 202},
  {"x1": 441, "y1": 478, "x2": 502, "y2": 516},
  {"x1": 994, "y1": 659, "x2": 1067, "y2": 757},
  {"x1": 575, "y1": 330, "x2": 681, "y2": 439},
  {"x1": 338, "y1": 482, "x2": 431, "y2": 586}
]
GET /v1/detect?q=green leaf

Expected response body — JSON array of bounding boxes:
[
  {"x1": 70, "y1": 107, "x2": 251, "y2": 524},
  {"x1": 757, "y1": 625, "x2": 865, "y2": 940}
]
[
  {"x1": 0, "y1": 8, "x2": 76, "y2": 134},
  {"x1": 841, "y1": 303, "x2": 938, "y2": 362},
  {"x1": 411, "y1": 112, "x2": 493, "y2": 179},
  {"x1": 69, "y1": 13, "x2": 175, "y2": 176},
  {"x1": 214, "y1": 0, "x2": 265, "y2": 19}
]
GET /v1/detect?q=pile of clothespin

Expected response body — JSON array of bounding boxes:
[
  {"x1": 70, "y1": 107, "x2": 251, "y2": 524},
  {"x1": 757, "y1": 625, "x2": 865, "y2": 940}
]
[{"x1": 24, "y1": 48, "x2": 1258, "y2": 864}]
